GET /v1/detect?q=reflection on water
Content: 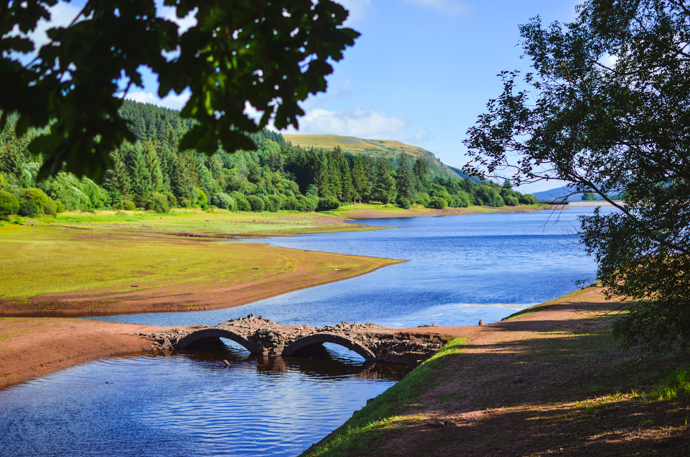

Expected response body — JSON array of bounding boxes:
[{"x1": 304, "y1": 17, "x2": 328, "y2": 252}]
[{"x1": 0, "y1": 340, "x2": 405, "y2": 457}]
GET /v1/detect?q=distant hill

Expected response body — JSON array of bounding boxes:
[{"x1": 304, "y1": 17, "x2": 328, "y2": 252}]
[
  {"x1": 531, "y1": 185, "x2": 623, "y2": 201},
  {"x1": 283, "y1": 134, "x2": 468, "y2": 180}
]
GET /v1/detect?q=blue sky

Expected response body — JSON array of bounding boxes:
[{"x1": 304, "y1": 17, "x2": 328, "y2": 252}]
[{"x1": 25, "y1": 0, "x2": 581, "y2": 193}]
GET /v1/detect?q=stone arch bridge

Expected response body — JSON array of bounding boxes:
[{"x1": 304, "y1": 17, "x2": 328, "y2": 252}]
[{"x1": 141, "y1": 316, "x2": 447, "y2": 365}]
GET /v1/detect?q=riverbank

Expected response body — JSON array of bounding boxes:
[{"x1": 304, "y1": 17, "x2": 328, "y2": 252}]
[
  {"x1": 303, "y1": 286, "x2": 690, "y2": 456},
  {"x1": 0, "y1": 317, "x2": 164, "y2": 390},
  {"x1": 324, "y1": 203, "x2": 546, "y2": 219}
]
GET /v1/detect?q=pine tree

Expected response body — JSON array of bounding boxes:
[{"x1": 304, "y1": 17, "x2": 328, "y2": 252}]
[
  {"x1": 340, "y1": 157, "x2": 354, "y2": 203},
  {"x1": 143, "y1": 140, "x2": 164, "y2": 193},
  {"x1": 396, "y1": 152, "x2": 415, "y2": 207},
  {"x1": 413, "y1": 158, "x2": 430, "y2": 192},
  {"x1": 373, "y1": 160, "x2": 396, "y2": 204},
  {"x1": 351, "y1": 156, "x2": 370, "y2": 203},
  {"x1": 126, "y1": 144, "x2": 153, "y2": 207}
]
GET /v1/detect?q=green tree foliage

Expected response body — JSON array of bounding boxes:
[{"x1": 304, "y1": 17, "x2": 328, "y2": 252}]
[
  {"x1": 1, "y1": 0, "x2": 359, "y2": 181},
  {"x1": 0, "y1": 100, "x2": 538, "y2": 216},
  {"x1": 0, "y1": 190, "x2": 19, "y2": 216},
  {"x1": 395, "y1": 152, "x2": 415, "y2": 208},
  {"x1": 373, "y1": 160, "x2": 397, "y2": 204},
  {"x1": 582, "y1": 192, "x2": 598, "y2": 201},
  {"x1": 465, "y1": 0, "x2": 690, "y2": 351},
  {"x1": 16, "y1": 188, "x2": 51, "y2": 216},
  {"x1": 427, "y1": 197, "x2": 447, "y2": 209}
]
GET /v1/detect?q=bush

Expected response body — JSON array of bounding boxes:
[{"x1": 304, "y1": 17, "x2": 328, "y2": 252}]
[
  {"x1": 146, "y1": 193, "x2": 170, "y2": 213},
  {"x1": 427, "y1": 197, "x2": 447, "y2": 209},
  {"x1": 17, "y1": 188, "x2": 50, "y2": 216},
  {"x1": 195, "y1": 187, "x2": 208, "y2": 206},
  {"x1": 504, "y1": 195, "x2": 519, "y2": 206},
  {"x1": 247, "y1": 195, "x2": 264, "y2": 212},
  {"x1": 164, "y1": 192, "x2": 178, "y2": 208},
  {"x1": 0, "y1": 190, "x2": 19, "y2": 216},
  {"x1": 396, "y1": 196, "x2": 411, "y2": 209},
  {"x1": 267, "y1": 195, "x2": 282, "y2": 212},
  {"x1": 116, "y1": 200, "x2": 136, "y2": 211},
  {"x1": 317, "y1": 195, "x2": 340, "y2": 211},
  {"x1": 44, "y1": 199, "x2": 58, "y2": 216},
  {"x1": 211, "y1": 193, "x2": 236, "y2": 210},
  {"x1": 56, "y1": 201, "x2": 66, "y2": 213},
  {"x1": 284, "y1": 195, "x2": 299, "y2": 210},
  {"x1": 178, "y1": 198, "x2": 192, "y2": 208}
]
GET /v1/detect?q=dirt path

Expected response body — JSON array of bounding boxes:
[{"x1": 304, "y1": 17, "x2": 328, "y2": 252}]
[
  {"x1": 305, "y1": 287, "x2": 690, "y2": 456},
  {"x1": 0, "y1": 318, "x2": 168, "y2": 390}
]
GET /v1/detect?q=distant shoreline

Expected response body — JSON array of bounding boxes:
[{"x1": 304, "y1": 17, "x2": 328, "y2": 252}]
[{"x1": 567, "y1": 201, "x2": 621, "y2": 207}]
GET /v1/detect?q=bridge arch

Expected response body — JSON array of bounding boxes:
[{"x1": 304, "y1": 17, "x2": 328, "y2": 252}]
[
  {"x1": 282, "y1": 333, "x2": 376, "y2": 361},
  {"x1": 177, "y1": 328, "x2": 262, "y2": 354}
]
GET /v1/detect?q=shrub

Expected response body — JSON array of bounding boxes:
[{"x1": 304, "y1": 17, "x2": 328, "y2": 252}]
[
  {"x1": 195, "y1": 187, "x2": 208, "y2": 206},
  {"x1": 396, "y1": 196, "x2": 411, "y2": 209},
  {"x1": 211, "y1": 193, "x2": 236, "y2": 210},
  {"x1": 164, "y1": 192, "x2": 178, "y2": 208},
  {"x1": 427, "y1": 197, "x2": 447, "y2": 209},
  {"x1": 267, "y1": 195, "x2": 282, "y2": 212},
  {"x1": 56, "y1": 201, "x2": 66, "y2": 213},
  {"x1": 17, "y1": 188, "x2": 50, "y2": 216},
  {"x1": 504, "y1": 195, "x2": 519, "y2": 206},
  {"x1": 44, "y1": 199, "x2": 58, "y2": 216},
  {"x1": 0, "y1": 190, "x2": 20, "y2": 216},
  {"x1": 146, "y1": 193, "x2": 170, "y2": 213},
  {"x1": 116, "y1": 200, "x2": 136, "y2": 211},
  {"x1": 284, "y1": 195, "x2": 299, "y2": 210},
  {"x1": 178, "y1": 198, "x2": 192, "y2": 208},
  {"x1": 247, "y1": 195, "x2": 264, "y2": 212},
  {"x1": 317, "y1": 195, "x2": 340, "y2": 211}
]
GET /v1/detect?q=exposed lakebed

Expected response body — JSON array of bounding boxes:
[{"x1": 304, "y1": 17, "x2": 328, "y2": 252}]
[{"x1": 0, "y1": 206, "x2": 613, "y2": 456}]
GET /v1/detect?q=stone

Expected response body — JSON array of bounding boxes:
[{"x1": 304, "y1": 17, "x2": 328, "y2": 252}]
[
  {"x1": 428, "y1": 419, "x2": 446, "y2": 427},
  {"x1": 478, "y1": 319, "x2": 484, "y2": 325},
  {"x1": 513, "y1": 376, "x2": 524, "y2": 384}
]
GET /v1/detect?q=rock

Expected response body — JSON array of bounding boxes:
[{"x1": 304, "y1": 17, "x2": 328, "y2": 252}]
[
  {"x1": 366, "y1": 398, "x2": 375, "y2": 405},
  {"x1": 513, "y1": 376, "x2": 524, "y2": 384},
  {"x1": 478, "y1": 319, "x2": 484, "y2": 325},
  {"x1": 428, "y1": 419, "x2": 446, "y2": 428}
]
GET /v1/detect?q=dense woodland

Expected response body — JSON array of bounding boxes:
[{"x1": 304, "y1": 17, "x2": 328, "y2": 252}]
[{"x1": 0, "y1": 100, "x2": 536, "y2": 217}]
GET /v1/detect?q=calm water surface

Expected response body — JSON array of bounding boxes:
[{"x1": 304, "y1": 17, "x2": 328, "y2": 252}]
[
  {"x1": 0, "y1": 342, "x2": 403, "y2": 457},
  {"x1": 99, "y1": 206, "x2": 611, "y2": 328},
  {"x1": 1, "y1": 207, "x2": 612, "y2": 456}
]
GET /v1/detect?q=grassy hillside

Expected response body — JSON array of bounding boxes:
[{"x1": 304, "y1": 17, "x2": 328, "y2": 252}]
[{"x1": 283, "y1": 134, "x2": 468, "y2": 180}]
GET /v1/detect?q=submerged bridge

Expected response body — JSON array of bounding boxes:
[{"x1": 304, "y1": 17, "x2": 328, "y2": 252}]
[{"x1": 141, "y1": 316, "x2": 447, "y2": 365}]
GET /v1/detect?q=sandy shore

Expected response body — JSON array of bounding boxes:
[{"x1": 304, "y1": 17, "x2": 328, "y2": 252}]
[{"x1": 0, "y1": 318, "x2": 169, "y2": 390}]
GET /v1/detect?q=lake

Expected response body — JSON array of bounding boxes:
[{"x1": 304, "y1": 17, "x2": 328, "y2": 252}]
[{"x1": 0, "y1": 206, "x2": 613, "y2": 456}]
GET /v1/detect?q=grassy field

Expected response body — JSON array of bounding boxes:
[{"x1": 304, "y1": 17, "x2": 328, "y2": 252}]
[
  {"x1": 302, "y1": 287, "x2": 690, "y2": 456},
  {"x1": 0, "y1": 209, "x2": 400, "y2": 316}
]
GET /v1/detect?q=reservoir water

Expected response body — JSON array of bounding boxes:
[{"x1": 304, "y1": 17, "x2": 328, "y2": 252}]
[{"x1": 0, "y1": 206, "x2": 614, "y2": 456}]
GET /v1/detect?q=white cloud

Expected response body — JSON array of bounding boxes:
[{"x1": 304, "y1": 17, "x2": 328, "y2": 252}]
[
  {"x1": 126, "y1": 89, "x2": 190, "y2": 110},
  {"x1": 288, "y1": 106, "x2": 408, "y2": 139},
  {"x1": 336, "y1": 0, "x2": 374, "y2": 24},
  {"x1": 403, "y1": 0, "x2": 468, "y2": 15}
]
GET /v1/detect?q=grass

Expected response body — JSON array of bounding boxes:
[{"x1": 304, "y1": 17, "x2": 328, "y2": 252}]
[
  {"x1": 282, "y1": 134, "x2": 433, "y2": 161},
  {"x1": 302, "y1": 338, "x2": 467, "y2": 457},
  {"x1": 0, "y1": 210, "x2": 400, "y2": 314}
]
